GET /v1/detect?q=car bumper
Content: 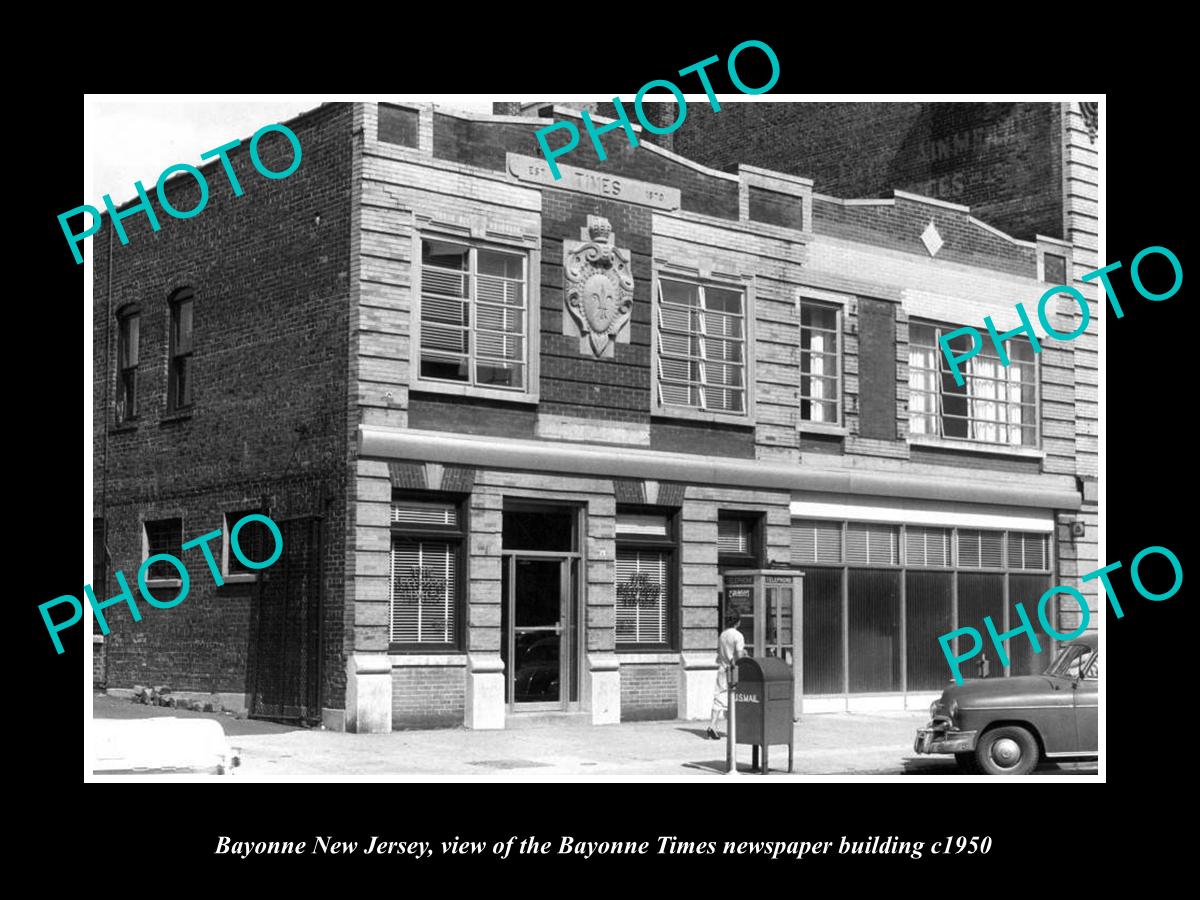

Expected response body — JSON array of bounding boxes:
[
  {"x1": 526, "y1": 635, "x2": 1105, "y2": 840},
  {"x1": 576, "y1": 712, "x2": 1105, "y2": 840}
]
[{"x1": 914, "y1": 725, "x2": 978, "y2": 755}]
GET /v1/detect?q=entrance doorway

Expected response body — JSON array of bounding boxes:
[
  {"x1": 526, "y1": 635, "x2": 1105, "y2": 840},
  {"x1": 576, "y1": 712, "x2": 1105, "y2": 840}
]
[{"x1": 501, "y1": 504, "x2": 581, "y2": 712}]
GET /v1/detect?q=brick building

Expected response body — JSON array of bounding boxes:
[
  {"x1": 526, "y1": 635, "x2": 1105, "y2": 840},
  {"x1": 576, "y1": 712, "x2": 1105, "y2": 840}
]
[{"x1": 93, "y1": 101, "x2": 1098, "y2": 732}]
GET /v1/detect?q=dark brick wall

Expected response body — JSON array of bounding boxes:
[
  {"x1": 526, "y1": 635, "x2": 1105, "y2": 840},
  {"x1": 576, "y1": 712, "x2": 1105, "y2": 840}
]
[
  {"x1": 910, "y1": 446, "x2": 1043, "y2": 475},
  {"x1": 651, "y1": 419, "x2": 755, "y2": 458},
  {"x1": 379, "y1": 105, "x2": 419, "y2": 148},
  {"x1": 409, "y1": 394, "x2": 537, "y2": 438},
  {"x1": 93, "y1": 104, "x2": 353, "y2": 708},
  {"x1": 858, "y1": 299, "x2": 898, "y2": 441},
  {"x1": 749, "y1": 185, "x2": 803, "y2": 230},
  {"x1": 620, "y1": 663, "x2": 678, "y2": 721},
  {"x1": 392, "y1": 667, "x2": 465, "y2": 729},
  {"x1": 658, "y1": 101, "x2": 1063, "y2": 241}
]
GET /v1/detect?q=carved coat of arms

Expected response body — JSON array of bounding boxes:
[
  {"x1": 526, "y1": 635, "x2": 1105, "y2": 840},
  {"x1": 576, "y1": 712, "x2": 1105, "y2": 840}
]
[{"x1": 563, "y1": 216, "x2": 634, "y2": 357}]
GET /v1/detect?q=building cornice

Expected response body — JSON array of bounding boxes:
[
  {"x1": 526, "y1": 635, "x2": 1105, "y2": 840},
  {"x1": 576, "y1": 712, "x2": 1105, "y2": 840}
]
[{"x1": 358, "y1": 426, "x2": 1082, "y2": 511}]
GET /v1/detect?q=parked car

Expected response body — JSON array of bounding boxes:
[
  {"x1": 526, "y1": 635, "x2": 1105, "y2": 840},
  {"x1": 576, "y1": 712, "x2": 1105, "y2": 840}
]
[{"x1": 914, "y1": 633, "x2": 1097, "y2": 775}]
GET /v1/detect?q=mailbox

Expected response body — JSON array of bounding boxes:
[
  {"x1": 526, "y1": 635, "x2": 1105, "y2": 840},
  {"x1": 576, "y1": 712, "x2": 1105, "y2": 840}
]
[{"x1": 734, "y1": 656, "x2": 795, "y2": 774}]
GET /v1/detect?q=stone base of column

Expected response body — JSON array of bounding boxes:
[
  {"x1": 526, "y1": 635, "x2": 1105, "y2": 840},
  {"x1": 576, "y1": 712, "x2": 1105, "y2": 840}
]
[
  {"x1": 465, "y1": 654, "x2": 506, "y2": 729},
  {"x1": 345, "y1": 654, "x2": 392, "y2": 734},
  {"x1": 679, "y1": 651, "x2": 719, "y2": 720},
  {"x1": 583, "y1": 653, "x2": 620, "y2": 724}
]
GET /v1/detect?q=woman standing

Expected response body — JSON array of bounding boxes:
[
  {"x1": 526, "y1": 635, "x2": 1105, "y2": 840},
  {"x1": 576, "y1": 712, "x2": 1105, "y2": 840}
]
[{"x1": 707, "y1": 611, "x2": 746, "y2": 740}]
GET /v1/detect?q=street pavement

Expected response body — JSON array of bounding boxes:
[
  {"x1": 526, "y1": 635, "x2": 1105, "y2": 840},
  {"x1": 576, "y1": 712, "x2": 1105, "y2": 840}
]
[{"x1": 92, "y1": 692, "x2": 1096, "y2": 778}]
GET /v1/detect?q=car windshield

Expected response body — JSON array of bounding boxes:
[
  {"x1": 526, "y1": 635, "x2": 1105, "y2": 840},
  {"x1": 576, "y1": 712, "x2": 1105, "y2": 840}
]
[{"x1": 1045, "y1": 644, "x2": 1095, "y2": 678}]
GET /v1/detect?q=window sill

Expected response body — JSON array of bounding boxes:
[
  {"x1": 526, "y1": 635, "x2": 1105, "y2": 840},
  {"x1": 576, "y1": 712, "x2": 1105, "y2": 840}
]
[
  {"x1": 798, "y1": 422, "x2": 848, "y2": 437},
  {"x1": 389, "y1": 652, "x2": 469, "y2": 667},
  {"x1": 411, "y1": 379, "x2": 539, "y2": 406},
  {"x1": 652, "y1": 407, "x2": 753, "y2": 428},
  {"x1": 160, "y1": 409, "x2": 194, "y2": 425},
  {"x1": 222, "y1": 573, "x2": 258, "y2": 585},
  {"x1": 144, "y1": 578, "x2": 182, "y2": 589},
  {"x1": 109, "y1": 421, "x2": 139, "y2": 434},
  {"x1": 907, "y1": 436, "x2": 1046, "y2": 460}
]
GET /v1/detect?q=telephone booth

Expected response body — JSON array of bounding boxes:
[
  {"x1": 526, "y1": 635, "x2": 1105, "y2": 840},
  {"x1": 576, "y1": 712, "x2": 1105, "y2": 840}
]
[{"x1": 721, "y1": 569, "x2": 804, "y2": 715}]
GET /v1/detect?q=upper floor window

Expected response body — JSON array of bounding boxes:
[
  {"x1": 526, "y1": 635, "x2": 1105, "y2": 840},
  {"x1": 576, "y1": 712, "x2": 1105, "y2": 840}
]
[
  {"x1": 417, "y1": 237, "x2": 529, "y2": 394},
  {"x1": 167, "y1": 288, "x2": 194, "y2": 412},
  {"x1": 656, "y1": 277, "x2": 746, "y2": 416},
  {"x1": 115, "y1": 307, "x2": 140, "y2": 423},
  {"x1": 800, "y1": 300, "x2": 840, "y2": 424},
  {"x1": 909, "y1": 321, "x2": 1037, "y2": 448}
]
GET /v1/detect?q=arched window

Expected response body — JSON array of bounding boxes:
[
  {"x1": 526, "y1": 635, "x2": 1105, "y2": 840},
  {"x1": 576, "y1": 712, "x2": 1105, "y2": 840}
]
[
  {"x1": 167, "y1": 288, "x2": 195, "y2": 411},
  {"x1": 115, "y1": 304, "x2": 140, "y2": 423}
]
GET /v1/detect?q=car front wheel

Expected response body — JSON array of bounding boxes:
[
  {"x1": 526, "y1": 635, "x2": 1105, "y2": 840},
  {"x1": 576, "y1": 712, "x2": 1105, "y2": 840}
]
[{"x1": 975, "y1": 725, "x2": 1039, "y2": 775}]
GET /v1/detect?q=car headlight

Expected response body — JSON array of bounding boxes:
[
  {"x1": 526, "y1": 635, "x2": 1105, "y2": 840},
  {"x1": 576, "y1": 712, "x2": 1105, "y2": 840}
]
[
  {"x1": 929, "y1": 700, "x2": 943, "y2": 717},
  {"x1": 948, "y1": 700, "x2": 959, "y2": 721}
]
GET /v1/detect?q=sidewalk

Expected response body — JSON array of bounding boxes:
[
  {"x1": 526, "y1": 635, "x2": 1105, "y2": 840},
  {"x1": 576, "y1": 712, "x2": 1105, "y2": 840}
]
[{"x1": 93, "y1": 692, "x2": 934, "y2": 777}]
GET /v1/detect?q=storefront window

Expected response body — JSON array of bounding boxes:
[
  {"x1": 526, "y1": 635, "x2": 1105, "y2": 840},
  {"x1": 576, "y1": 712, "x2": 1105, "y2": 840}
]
[
  {"x1": 801, "y1": 567, "x2": 843, "y2": 694},
  {"x1": 848, "y1": 569, "x2": 902, "y2": 692},
  {"x1": 792, "y1": 519, "x2": 1053, "y2": 692}
]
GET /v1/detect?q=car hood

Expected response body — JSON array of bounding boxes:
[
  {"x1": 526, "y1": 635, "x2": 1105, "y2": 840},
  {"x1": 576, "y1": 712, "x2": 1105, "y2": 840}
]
[{"x1": 942, "y1": 675, "x2": 1068, "y2": 707}]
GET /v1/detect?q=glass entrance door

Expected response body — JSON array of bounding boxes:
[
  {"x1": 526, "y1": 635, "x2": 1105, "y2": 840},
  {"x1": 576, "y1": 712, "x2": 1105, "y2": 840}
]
[{"x1": 503, "y1": 556, "x2": 570, "y2": 709}]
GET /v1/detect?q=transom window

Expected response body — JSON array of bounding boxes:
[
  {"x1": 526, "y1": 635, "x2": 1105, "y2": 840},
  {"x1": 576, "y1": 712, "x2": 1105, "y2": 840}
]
[
  {"x1": 656, "y1": 277, "x2": 746, "y2": 415},
  {"x1": 800, "y1": 301, "x2": 840, "y2": 424},
  {"x1": 909, "y1": 321, "x2": 1037, "y2": 447},
  {"x1": 418, "y1": 238, "x2": 528, "y2": 392}
]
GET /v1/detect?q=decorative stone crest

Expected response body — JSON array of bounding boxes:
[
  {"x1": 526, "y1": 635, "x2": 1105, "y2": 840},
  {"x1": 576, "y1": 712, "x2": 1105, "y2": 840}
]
[
  {"x1": 1079, "y1": 102, "x2": 1098, "y2": 143},
  {"x1": 563, "y1": 215, "x2": 634, "y2": 357}
]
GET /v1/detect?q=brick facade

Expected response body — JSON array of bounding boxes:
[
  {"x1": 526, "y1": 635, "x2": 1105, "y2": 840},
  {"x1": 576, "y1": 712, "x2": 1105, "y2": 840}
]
[
  {"x1": 93, "y1": 104, "x2": 353, "y2": 712},
  {"x1": 94, "y1": 100, "x2": 1096, "y2": 732}
]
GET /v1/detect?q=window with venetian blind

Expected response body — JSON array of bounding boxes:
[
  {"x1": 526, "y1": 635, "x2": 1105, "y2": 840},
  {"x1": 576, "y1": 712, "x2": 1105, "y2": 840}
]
[
  {"x1": 418, "y1": 237, "x2": 529, "y2": 393},
  {"x1": 656, "y1": 277, "x2": 747, "y2": 415},
  {"x1": 390, "y1": 497, "x2": 464, "y2": 649},
  {"x1": 908, "y1": 321, "x2": 1037, "y2": 448},
  {"x1": 615, "y1": 510, "x2": 676, "y2": 648}
]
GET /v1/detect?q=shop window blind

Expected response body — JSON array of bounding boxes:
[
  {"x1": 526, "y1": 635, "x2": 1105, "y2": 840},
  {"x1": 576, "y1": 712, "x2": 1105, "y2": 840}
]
[
  {"x1": 717, "y1": 518, "x2": 750, "y2": 555},
  {"x1": 845, "y1": 523, "x2": 898, "y2": 566},
  {"x1": 791, "y1": 520, "x2": 842, "y2": 564},
  {"x1": 615, "y1": 549, "x2": 667, "y2": 644},
  {"x1": 1008, "y1": 532, "x2": 1049, "y2": 570},
  {"x1": 957, "y1": 529, "x2": 1004, "y2": 569},
  {"x1": 392, "y1": 499, "x2": 459, "y2": 527},
  {"x1": 905, "y1": 526, "x2": 952, "y2": 568},
  {"x1": 390, "y1": 540, "x2": 456, "y2": 644},
  {"x1": 616, "y1": 512, "x2": 670, "y2": 538}
]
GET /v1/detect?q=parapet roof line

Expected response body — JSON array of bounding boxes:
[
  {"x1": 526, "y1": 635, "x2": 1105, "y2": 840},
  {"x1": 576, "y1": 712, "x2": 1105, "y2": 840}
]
[
  {"x1": 968, "y1": 216, "x2": 1038, "y2": 249},
  {"x1": 815, "y1": 190, "x2": 1037, "y2": 249},
  {"x1": 544, "y1": 105, "x2": 742, "y2": 183},
  {"x1": 431, "y1": 103, "x2": 554, "y2": 126},
  {"x1": 892, "y1": 189, "x2": 971, "y2": 213},
  {"x1": 737, "y1": 164, "x2": 814, "y2": 187}
]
